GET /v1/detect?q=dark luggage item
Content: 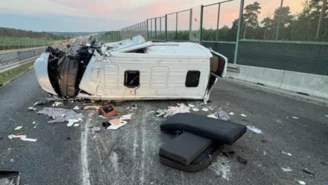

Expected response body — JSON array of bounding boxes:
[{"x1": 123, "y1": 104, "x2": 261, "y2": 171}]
[
  {"x1": 159, "y1": 132, "x2": 212, "y2": 165},
  {"x1": 160, "y1": 113, "x2": 247, "y2": 145},
  {"x1": 159, "y1": 138, "x2": 224, "y2": 172}
]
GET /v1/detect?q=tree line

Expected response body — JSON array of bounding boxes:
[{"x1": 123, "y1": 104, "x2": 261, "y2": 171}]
[{"x1": 0, "y1": 27, "x2": 68, "y2": 40}]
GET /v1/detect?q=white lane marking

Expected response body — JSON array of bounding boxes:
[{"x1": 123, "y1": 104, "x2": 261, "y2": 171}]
[{"x1": 81, "y1": 118, "x2": 91, "y2": 185}]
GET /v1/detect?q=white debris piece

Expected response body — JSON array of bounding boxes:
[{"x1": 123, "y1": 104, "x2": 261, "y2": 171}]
[
  {"x1": 28, "y1": 107, "x2": 37, "y2": 111},
  {"x1": 8, "y1": 134, "x2": 37, "y2": 142},
  {"x1": 192, "y1": 108, "x2": 199, "y2": 112},
  {"x1": 32, "y1": 121, "x2": 36, "y2": 124},
  {"x1": 240, "y1": 114, "x2": 247, "y2": 117},
  {"x1": 73, "y1": 106, "x2": 80, "y2": 110},
  {"x1": 202, "y1": 108, "x2": 209, "y2": 112},
  {"x1": 107, "y1": 121, "x2": 128, "y2": 130},
  {"x1": 67, "y1": 118, "x2": 82, "y2": 127},
  {"x1": 38, "y1": 108, "x2": 84, "y2": 123},
  {"x1": 215, "y1": 111, "x2": 230, "y2": 121},
  {"x1": 188, "y1": 104, "x2": 195, "y2": 108},
  {"x1": 281, "y1": 151, "x2": 292, "y2": 156},
  {"x1": 247, "y1": 126, "x2": 262, "y2": 134},
  {"x1": 91, "y1": 127, "x2": 101, "y2": 132},
  {"x1": 292, "y1": 116, "x2": 299, "y2": 120},
  {"x1": 74, "y1": 123, "x2": 80, "y2": 127},
  {"x1": 52, "y1": 101, "x2": 63, "y2": 107},
  {"x1": 298, "y1": 181, "x2": 306, "y2": 185},
  {"x1": 156, "y1": 104, "x2": 190, "y2": 118},
  {"x1": 14, "y1": 126, "x2": 23, "y2": 131},
  {"x1": 263, "y1": 151, "x2": 267, "y2": 156},
  {"x1": 120, "y1": 114, "x2": 133, "y2": 120},
  {"x1": 281, "y1": 167, "x2": 293, "y2": 172},
  {"x1": 229, "y1": 112, "x2": 234, "y2": 115}
]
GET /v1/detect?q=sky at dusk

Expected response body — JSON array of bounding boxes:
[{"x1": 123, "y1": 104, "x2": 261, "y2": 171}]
[{"x1": 0, "y1": 0, "x2": 303, "y2": 32}]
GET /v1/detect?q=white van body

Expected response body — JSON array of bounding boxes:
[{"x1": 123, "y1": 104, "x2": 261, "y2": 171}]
[{"x1": 34, "y1": 36, "x2": 228, "y2": 103}]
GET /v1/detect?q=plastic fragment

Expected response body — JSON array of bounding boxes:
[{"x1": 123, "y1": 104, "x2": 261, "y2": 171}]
[
  {"x1": 74, "y1": 123, "x2": 79, "y2": 127},
  {"x1": 207, "y1": 114, "x2": 218, "y2": 119},
  {"x1": 229, "y1": 112, "x2": 234, "y2": 115},
  {"x1": 240, "y1": 114, "x2": 247, "y2": 117},
  {"x1": 188, "y1": 104, "x2": 195, "y2": 108},
  {"x1": 281, "y1": 167, "x2": 292, "y2": 172},
  {"x1": 67, "y1": 118, "x2": 82, "y2": 127},
  {"x1": 202, "y1": 108, "x2": 209, "y2": 112},
  {"x1": 298, "y1": 181, "x2": 306, "y2": 185},
  {"x1": 73, "y1": 106, "x2": 80, "y2": 110},
  {"x1": 91, "y1": 127, "x2": 101, "y2": 132},
  {"x1": 10, "y1": 158, "x2": 14, "y2": 163},
  {"x1": 292, "y1": 116, "x2": 299, "y2": 119},
  {"x1": 192, "y1": 108, "x2": 199, "y2": 112},
  {"x1": 28, "y1": 107, "x2": 37, "y2": 111},
  {"x1": 281, "y1": 151, "x2": 292, "y2": 156},
  {"x1": 120, "y1": 114, "x2": 133, "y2": 120},
  {"x1": 14, "y1": 126, "x2": 23, "y2": 131},
  {"x1": 247, "y1": 126, "x2": 262, "y2": 134},
  {"x1": 107, "y1": 121, "x2": 127, "y2": 130},
  {"x1": 32, "y1": 121, "x2": 36, "y2": 124},
  {"x1": 325, "y1": 115, "x2": 328, "y2": 118},
  {"x1": 215, "y1": 111, "x2": 230, "y2": 121},
  {"x1": 38, "y1": 108, "x2": 84, "y2": 123},
  {"x1": 20, "y1": 135, "x2": 37, "y2": 142}
]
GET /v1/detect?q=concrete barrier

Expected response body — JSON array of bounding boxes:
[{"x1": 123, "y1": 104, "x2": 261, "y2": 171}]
[{"x1": 226, "y1": 64, "x2": 328, "y2": 100}]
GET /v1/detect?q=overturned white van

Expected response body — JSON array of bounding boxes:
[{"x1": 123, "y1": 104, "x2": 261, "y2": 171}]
[{"x1": 34, "y1": 36, "x2": 227, "y2": 103}]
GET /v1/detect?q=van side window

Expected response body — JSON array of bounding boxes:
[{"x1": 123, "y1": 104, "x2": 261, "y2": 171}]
[
  {"x1": 124, "y1": 71, "x2": 140, "y2": 88},
  {"x1": 185, "y1": 71, "x2": 200, "y2": 87}
]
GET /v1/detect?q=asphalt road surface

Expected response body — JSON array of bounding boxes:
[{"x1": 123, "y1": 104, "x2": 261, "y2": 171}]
[{"x1": 0, "y1": 69, "x2": 327, "y2": 185}]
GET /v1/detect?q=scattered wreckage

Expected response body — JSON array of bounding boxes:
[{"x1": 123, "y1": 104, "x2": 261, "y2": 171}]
[{"x1": 34, "y1": 35, "x2": 227, "y2": 102}]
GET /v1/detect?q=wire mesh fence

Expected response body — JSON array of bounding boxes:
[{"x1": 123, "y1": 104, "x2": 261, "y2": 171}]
[{"x1": 105, "y1": 0, "x2": 328, "y2": 75}]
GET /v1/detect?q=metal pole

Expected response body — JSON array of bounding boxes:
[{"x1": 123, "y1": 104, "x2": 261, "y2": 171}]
[
  {"x1": 146, "y1": 19, "x2": 149, "y2": 40},
  {"x1": 155, "y1": 18, "x2": 157, "y2": 39},
  {"x1": 189, "y1": 9, "x2": 193, "y2": 41},
  {"x1": 275, "y1": 0, "x2": 284, "y2": 40},
  {"x1": 160, "y1": 17, "x2": 162, "y2": 39},
  {"x1": 176, "y1": 12, "x2": 178, "y2": 40},
  {"x1": 199, "y1": 5, "x2": 204, "y2": 43},
  {"x1": 233, "y1": 0, "x2": 245, "y2": 64},
  {"x1": 216, "y1": 3, "x2": 221, "y2": 41},
  {"x1": 165, "y1": 14, "x2": 168, "y2": 41}
]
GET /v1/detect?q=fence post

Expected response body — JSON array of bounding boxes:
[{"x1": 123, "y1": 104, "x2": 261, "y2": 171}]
[
  {"x1": 189, "y1": 9, "x2": 193, "y2": 41},
  {"x1": 275, "y1": 0, "x2": 284, "y2": 40},
  {"x1": 233, "y1": 0, "x2": 245, "y2": 64},
  {"x1": 155, "y1": 18, "x2": 157, "y2": 39},
  {"x1": 165, "y1": 15, "x2": 168, "y2": 41},
  {"x1": 146, "y1": 19, "x2": 149, "y2": 40},
  {"x1": 199, "y1": 5, "x2": 204, "y2": 43},
  {"x1": 216, "y1": 3, "x2": 221, "y2": 41},
  {"x1": 176, "y1": 12, "x2": 178, "y2": 40}
]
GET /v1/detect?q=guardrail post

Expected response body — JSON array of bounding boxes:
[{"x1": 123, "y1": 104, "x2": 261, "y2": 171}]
[
  {"x1": 233, "y1": 0, "x2": 245, "y2": 64},
  {"x1": 189, "y1": 9, "x2": 193, "y2": 41},
  {"x1": 165, "y1": 15, "x2": 168, "y2": 41},
  {"x1": 199, "y1": 5, "x2": 204, "y2": 43},
  {"x1": 176, "y1": 12, "x2": 178, "y2": 40},
  {"x1": 216, "y1": 3, "x2": 221, "y2": 41}
]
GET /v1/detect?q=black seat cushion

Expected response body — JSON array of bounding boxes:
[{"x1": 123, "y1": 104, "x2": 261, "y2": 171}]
[
  {"x1": 159, "y1": 142, "x2": 224, "y2": 172},
  {"x1": 160, "y1": 113, "x2": 247, "y2": 145},
  {"x1": 159, "y1": 132, "x2": 212, "y2": 165}
]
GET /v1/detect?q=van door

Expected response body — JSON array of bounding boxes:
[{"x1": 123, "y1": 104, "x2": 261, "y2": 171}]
[{"x1": 204, "y1": 50, "x2": 228, "y2": 103}]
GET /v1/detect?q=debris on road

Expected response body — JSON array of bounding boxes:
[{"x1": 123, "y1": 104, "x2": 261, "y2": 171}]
[
  {"x1": 292, "y1": 116, "x2": 299, "y2": 120},
  {"x1": 263, "y1": 151, "x2": 267, "y2": 155},
  {"x1": 74, "y1": 123, "x2": 79, "y2": 127},
  {"x1": 281, "y1": 167, "x2": 292, "y2": 172},
  {"x1": 156, "y1": 104, "x2": 190, "y2": 118},
  {"x1": 246, "y1": 126, "x2": 262, "y2": 134},
  {"x1": 14, "y1": 126, "x2": 23, "y2": 131},
  {"x1": 67, "y1": 118, "x2": 82, "y2": 127},
  {"x1": 73, "y1": 106, "x2": 80, "y2": 110},
  {"x1": 229, "y1": 112, "x2": 234, "y2": 115},
  {"x1": 52, "y1": 101, "x2": 63, "y2": 107},
  {"x1": 325, "y1": 115, "x2": 328, "y2": 118},
  {"x1": 207, "y1": 114, "x2": 218, "y2": 119},
  {"x1": 98, "y1": 115, "x2": 107, "y2": 119},
  {"x1": 192, "y1": 108, "x2": 199, "y2": 112},
  {"x1": 131, "y1": 104, "x2": 138, "y2": 110},
  {"x1": 8, "y1": 134, "x2": 37, "y2": 142},
  {"x1": 28, "y1": 107, "x2": 37, "y2": 111},
  {"x1": 237, "y1": 156, "x2": 247, "y2": 164},
  {"x1": 281, "y1": 151, "x2": 292, "y2": 156},
  {"x1": 102, "y1": 121, "x2": 111, "y2": 128},
  {"x1": 83, "y1": 106, "x2": 101, "y2": 110},
  {"x1": 240, "y1": 114, "x2": 247, "y2": 117},
  {"x1": 91, "y1": 127, "x2": 101, "y2": 132},
  {"x1": 120, "y1": 114, "x2": 133, "y2": 121},
  {"x1": 302, "y1": 168, "x2": 315, "y2": 176},
  {"x1": 37, "y1": 108, "x2": 84, "y2": 123},
  {"x1": 215, "y1": 111, "x2": 230, "y2": 121},
  {"x1": 10, "y1": 159, "x2": 14, "y2": 163},
  {"x1": 201, "y1": 108, "x2": 209, "y2": 112},
  {"x1": 32, "y1": 121, "x2": 36, "y2": 124},
  {"x1": 98, "y1": 104, "x2": 119, "y2": 118},
  {"x1": 188, "y1": 104, "x2": 195, "y2": 108},
  {"x1": 298, "y1": 180, "x2": 306, "y2": 185},
  {"x1": 107, "y1": 120, "x2": 128, "y2": 130}
]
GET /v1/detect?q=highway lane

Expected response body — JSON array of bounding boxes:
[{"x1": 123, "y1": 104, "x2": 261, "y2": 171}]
[{"x1": 0, "y1": 68, "x2": 327, "y2": 185}]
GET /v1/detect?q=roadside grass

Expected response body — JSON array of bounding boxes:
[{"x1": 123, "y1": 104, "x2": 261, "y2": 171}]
[{"x1": 0, "y1": 61, "x2": 34, "y2": 85}]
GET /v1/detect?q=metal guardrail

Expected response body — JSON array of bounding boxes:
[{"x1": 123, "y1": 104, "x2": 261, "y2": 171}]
[{"x1": 0, "y1": 48, "x2": 45, "y2": 71}]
